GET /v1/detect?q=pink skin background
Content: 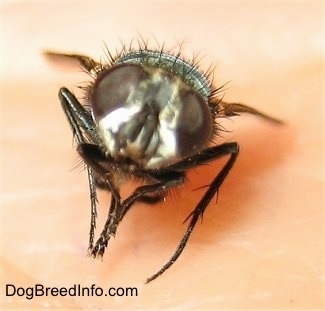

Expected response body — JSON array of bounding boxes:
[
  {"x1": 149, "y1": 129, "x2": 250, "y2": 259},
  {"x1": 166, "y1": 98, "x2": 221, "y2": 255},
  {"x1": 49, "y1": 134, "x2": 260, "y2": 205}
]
[{"x1": 1, "y1": 1, "x2": 324, "y2": 309}]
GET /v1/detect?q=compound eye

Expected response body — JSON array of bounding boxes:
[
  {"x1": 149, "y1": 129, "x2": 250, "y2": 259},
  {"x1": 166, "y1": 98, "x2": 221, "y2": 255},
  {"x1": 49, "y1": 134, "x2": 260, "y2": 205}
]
[
  {"x1": 176, "y1": 90, "x2": 213, "y2": 158},
  {"x1": 91, "y1": 64, "x2": 147, "y2": 119}
]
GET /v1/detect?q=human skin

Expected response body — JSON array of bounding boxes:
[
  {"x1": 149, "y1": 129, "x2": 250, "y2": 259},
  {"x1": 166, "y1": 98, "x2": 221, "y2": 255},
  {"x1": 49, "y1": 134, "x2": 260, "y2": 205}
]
[{"x1": 1, "y1": 1, "x2": 324, "y2": 309}]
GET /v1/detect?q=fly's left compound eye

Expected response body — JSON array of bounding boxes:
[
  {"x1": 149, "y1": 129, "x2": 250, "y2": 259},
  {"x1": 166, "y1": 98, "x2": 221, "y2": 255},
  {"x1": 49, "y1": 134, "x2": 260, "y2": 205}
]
[
  {"x1": 172, "y1": 88, "x2": 213, "y2": 158},
  {"x1": 91, "y1": 64, "x2": 149, "y2": 120}
]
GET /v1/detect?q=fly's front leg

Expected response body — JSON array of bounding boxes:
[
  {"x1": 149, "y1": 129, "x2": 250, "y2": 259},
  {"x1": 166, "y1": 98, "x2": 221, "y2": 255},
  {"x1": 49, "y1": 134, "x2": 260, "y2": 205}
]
[
  {"x1": 146, "y1": 142, "x2": 239, "y2": 283},
  {"x1": 58, "y1": 88, "x2": 100, "y2": 250},
  {"x1": 87, "y1": 164, "x2": 186, "y2": 257},
  {"x1": 76, "y1": 143, "x2": 122, "y2": 257},
  {"x1": 119, "y1": 171, "x2": 185, "y2": 223},
  {"x1": 90, "y1": 189, "x2": 121, "y2": 258}
]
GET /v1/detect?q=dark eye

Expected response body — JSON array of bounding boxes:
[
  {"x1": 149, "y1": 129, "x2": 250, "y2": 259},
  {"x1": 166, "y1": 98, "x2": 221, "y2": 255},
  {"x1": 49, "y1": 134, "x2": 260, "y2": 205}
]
[
  {"x1": 91, "y1": 64, "x2": 148, "y2": 120},
  {"x1": 176, "y1": 89, "x2": 213, "y2": 158}
]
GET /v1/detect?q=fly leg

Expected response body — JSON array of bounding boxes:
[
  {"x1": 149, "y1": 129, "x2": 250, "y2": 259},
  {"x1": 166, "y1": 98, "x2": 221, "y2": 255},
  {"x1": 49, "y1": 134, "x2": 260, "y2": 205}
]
[
  {"x1": 58, "y1": 87, "x2": 100, "y2": 250},
  {"x1": 146, "y1": 142, "x2": 239, "y2": 283}
]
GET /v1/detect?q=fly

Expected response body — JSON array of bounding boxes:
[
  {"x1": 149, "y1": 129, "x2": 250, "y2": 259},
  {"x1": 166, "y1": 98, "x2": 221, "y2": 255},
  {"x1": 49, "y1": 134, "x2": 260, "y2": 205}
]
[{"x1": 45, "y1": 41, "x2": 283, "y2": 283}]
